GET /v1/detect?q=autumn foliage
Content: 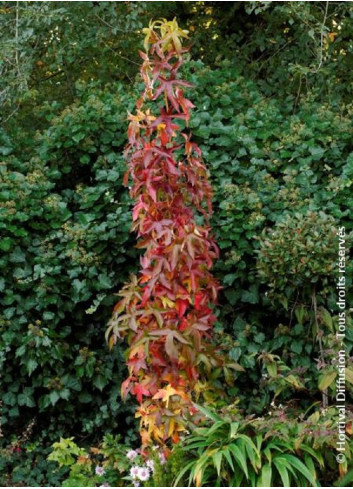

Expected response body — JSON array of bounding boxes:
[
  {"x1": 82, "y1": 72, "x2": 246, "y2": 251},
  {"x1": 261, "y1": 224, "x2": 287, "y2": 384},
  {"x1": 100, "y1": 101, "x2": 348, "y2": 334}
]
[{"x1": 107, "y1": 19, "x2": 221, "y2": 446}]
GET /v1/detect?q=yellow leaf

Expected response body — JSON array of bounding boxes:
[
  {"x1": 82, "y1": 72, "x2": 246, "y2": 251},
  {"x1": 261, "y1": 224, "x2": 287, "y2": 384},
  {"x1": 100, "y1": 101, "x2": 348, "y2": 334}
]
[
  {"x1": 167, "y1": 418, "x2": 175, "y2": 438},
  {"x1": 108, "y1": 335, "x2": 116, "y2": 350},
  {"x1": 160, "y1": 296, "x2": 175, "y2": 309},
  {"x1": 153, "y1": 384, "x2": 177, "y2": 407},
  {"x1": 195, "y1": 467, "x2": 203, "y2": 487},
  {"x1": 346, "y1": 368, "x2": 353, "y2": 384}
]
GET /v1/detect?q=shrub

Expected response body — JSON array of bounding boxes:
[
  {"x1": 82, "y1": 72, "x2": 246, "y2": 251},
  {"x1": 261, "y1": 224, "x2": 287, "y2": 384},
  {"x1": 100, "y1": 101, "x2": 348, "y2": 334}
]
[
  {"x1": 46, "y1": 433, "x2": 181, "y2": 487},
  {"x1": 184, "y1": 61, "x2": 353, "y2": 412},
  {"x1": 256, "y1": 211, "x2": 340, "y2": 302},
  {"x1": 0, "y1": 86, "x2": 139, "y2": 449}
]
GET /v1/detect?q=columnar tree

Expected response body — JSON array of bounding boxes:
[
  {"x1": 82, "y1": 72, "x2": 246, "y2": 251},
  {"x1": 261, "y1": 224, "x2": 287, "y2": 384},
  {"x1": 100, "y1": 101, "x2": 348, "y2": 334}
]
[{"x1": 107, "y1": 19, "x2": 221, "y2": 446}]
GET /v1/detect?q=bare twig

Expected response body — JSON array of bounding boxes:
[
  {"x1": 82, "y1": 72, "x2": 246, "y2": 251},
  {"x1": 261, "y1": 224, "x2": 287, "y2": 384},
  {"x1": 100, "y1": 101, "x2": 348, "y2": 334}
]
[
  {"x1": 313, "y1": 0, "x2": 329, "y2": 73},
  {"x1": 93, "y1": 13, "x2": 136, "y2": 34},
  {"x1": 14, "y1": 1, "x2": 28, "y2": 90},
  {"x1": 3, "y1": 104, "x2": 20, "y2": 124}
]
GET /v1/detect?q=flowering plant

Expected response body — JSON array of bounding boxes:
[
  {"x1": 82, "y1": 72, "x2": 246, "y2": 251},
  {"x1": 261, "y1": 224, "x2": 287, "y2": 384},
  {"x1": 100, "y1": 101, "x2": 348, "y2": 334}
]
[
  {"x1": 47, "y1": 435, "x2": 172, "y2": 487},
  {"x1": 122, "y1": 446, "x2": 165, "y2": 486}
]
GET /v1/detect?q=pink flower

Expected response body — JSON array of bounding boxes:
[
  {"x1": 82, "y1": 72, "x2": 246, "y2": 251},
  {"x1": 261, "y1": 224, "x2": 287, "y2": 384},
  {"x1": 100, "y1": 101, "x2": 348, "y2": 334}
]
[
  {"x1": 95, "y1": 466, "x2": 105, "y2": 476},
  {"x1": 130, "y1": 466, "x2": 140, "y2": 479},
  {"x1": 133, "y1": 482, "x2": 140, "y2": 487},
  {"x1": 146, "y1": 459, "x2": 155, "y2": 472},
  {"x1": 137, "y1": 466, "x2": 150, "y2": 482},
  {"x1": 127, "y1": 449, "x2": 138, "y2": 460}
]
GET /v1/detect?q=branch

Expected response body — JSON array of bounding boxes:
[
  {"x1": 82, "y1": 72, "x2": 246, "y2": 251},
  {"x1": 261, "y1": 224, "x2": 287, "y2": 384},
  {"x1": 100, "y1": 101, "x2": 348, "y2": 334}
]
[
  {"x1": 313, "y1": 0, "x2": 329, "y2": 73},
  {"x1": 14, "y1": 0, "x2": 28, "y2": 90},
  {"x1": 41, "y1": 69, "x2": 64, "y2": 82}
]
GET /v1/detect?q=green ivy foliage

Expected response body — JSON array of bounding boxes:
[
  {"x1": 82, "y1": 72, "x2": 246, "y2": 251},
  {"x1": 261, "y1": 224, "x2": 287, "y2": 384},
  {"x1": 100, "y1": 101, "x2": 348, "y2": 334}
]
[
  {"x1": 0, "y1": 84, "x2": 139, "y2": 447},
  {"x1": 184, "y1": 60, "x2": 353, "y2": 411},
  {"x1": 0, "y1": 444, "x2": 68, "y2": 487}
]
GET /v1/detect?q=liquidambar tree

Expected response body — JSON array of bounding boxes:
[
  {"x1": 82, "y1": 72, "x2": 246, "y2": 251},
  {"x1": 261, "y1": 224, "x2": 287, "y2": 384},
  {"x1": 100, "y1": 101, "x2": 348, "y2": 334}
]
[{"x1": 107, "y1": 19, "x2": 221, "y2": 446}]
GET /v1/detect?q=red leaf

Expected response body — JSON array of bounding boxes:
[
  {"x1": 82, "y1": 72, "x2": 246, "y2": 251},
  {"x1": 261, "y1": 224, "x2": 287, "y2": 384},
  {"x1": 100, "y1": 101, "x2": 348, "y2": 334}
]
[
  {"x1": 147, "y1": 184, "x2": 157, "y2": 202},
  {"x1": 131, "y1": 383, "x2": 151, "y2": 403},
  {"x1": 176, "y1": 299, "x2": 189, "y2": 318},
  {"x1": 194, "y1": 292, "x2": 203, "y2": 310},
  {"x1": 127, "y1": 352, "x2": 147, "y2": 375},
  {"x1": 123, "y1": 170, "x2": 130, "y2": 187},
  {"x1": 178, "y1": 317, "x2": 188, "y2": 332},
  {"x1": 121, "y1": 377, "x2": 133, "y2": 400}
]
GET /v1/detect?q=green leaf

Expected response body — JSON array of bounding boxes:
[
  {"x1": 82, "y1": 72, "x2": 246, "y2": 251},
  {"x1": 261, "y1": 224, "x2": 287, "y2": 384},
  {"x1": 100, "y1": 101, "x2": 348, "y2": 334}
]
[
  {"x1": 230, "y1": 422, "x2": 239, "y2": 438},
  {"x1": 0, "y1": 237, "x2": 13, "y2": 252},
  {"x1": 72, "y1": 132, "x2": 85, "y2": 143},
  {"x1": 79, "y1": 155, "x2": 90, "y2": 164},
  {"x1": 273, "y1": 458, "x2": 290, "y2": 487},
  {"x1": 193, "y1": 403, "x2": 222, "y2": 422},
  {"x1": 93, "y1": 375, "x2": 107, "y2": 391},
  {"x1": 239, "y1": 435, "x2": 260, "y2": 471},
  {"x1": 173, "y1": 460, "x2": 195, "y2": 487},
  {"x1": 49, "y1": 391, "x2": 60, "y2": 406},
  {"x1": 309, "y1": 147, "x2": 325, "y2": 160},
  {"x1": 223, "y1": 273, "x2": 237, "y2": 286},
  {"x1": 229, "y1": 442, "x2": 249, "y2": 479},
  {"x1": 9, "y1": 247, "x2": 26, "y2": 263},
  {"x1": 212, "y1": 450, "x2": 223, "y2": 476},
  {"x1": 300, "y1": 444, "x2": 324, "y2": 467},
  {"x1": 241, "y1": 285, "x2": 259, "y2": 304},
  {"x1": 304, "y1": 454, "x2": 317, "y2": 484},
  {"x1": 334, "y1": 468, "x2": 353, "y2": 487},
  {"x1": 263, "y1": 447, "x2": 272, "y2": 464},
  {"x1": 266, "y1": 362, "x2": 277, "y2": 377},
  {"x1": 279, "y1": 454, "x2": 317, "y2": 485},
  {"x1": 18, "y1": 388, "x2": 35, "y2": 407},
  {"x1": 222, "y1": 447, "x2": 235, "y2": 471},
  {"x1": 318, "y1": 370, "x2": 337, "y2": 390},
  {"x1": 291, "y1": 340, "x2": 303, "y2": 354},
  {"x1": 98, "y1": 273, "x2": 112, "y2": 289},
  {"x1": 26, "y1": 358, "x2": 38, "y2": 376},
  {"x1": 345, "y1": 368, "x2": 353, "y2": 384},
  {"x1": 320, "y1": 307, "x2": 333, "y2": 331},
  {"x1": 3, "y1": 391, "x2": 17, "y2": 407},
  {"x1": 60, "y1": 388, "x2": 70, "y2": 400},
  {"x1": 258, "y1": 463, "x2": 272, "y2": 487}
]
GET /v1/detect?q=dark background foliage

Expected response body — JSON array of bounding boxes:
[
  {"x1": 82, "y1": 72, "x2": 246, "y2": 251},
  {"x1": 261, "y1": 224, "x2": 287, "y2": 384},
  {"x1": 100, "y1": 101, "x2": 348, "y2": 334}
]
[{"x1": 1, "y1": 1, "x2": 352, "y2": 485}]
